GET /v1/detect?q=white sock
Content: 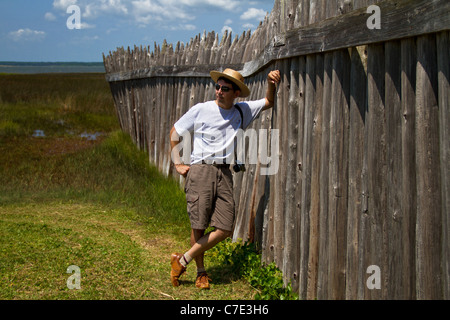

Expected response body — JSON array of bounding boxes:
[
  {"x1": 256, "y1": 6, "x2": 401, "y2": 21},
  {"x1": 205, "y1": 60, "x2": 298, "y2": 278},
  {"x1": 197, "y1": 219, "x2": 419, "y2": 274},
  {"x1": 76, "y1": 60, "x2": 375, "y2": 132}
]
[{"x1": 179, "y1": 253, "x2": 193, "y2": 267}]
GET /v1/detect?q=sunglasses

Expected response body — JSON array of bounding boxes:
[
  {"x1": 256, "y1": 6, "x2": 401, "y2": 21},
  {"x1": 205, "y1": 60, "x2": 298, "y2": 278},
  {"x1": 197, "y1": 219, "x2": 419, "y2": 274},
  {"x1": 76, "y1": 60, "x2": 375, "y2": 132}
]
[{"x1": 215, "y1": 84, "x2": 233, "y2": 92}]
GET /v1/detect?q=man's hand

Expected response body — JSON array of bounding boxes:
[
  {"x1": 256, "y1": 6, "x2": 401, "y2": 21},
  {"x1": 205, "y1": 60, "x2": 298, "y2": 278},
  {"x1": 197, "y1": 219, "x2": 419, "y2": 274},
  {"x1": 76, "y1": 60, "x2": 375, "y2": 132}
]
[
  {"x1": 268, "y1": 70, "x2": 281, "y2": 85},
  {"x1": 175, "y1": 164, "x2": 190, "y2": 178}
]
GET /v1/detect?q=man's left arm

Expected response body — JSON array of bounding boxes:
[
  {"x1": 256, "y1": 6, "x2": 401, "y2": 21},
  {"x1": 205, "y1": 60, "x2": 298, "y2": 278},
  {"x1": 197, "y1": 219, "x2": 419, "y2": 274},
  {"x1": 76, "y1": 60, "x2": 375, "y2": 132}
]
[{"x1": 263, "y1": 70, "x2": 281, "y2": 111}]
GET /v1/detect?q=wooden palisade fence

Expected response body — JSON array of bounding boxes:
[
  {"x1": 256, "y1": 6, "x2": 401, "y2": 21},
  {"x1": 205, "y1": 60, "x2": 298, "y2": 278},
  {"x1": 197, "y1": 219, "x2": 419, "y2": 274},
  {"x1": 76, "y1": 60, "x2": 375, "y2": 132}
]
[{"x1": 103, "y1": 0, "x2": 449, "y2": 300}]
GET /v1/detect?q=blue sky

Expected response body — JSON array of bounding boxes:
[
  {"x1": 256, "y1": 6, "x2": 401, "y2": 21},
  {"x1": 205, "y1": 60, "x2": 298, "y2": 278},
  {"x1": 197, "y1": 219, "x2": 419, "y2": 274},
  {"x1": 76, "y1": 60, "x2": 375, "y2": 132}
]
[{"x1": 1, "y1": 0, "x2": 274, "y2": 62}]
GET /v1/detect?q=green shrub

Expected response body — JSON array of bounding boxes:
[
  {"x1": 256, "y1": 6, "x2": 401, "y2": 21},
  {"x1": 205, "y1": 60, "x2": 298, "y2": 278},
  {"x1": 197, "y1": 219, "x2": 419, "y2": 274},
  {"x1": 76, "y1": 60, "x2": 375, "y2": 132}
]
[{"x1": 209, "y1": 239, "x2": 299, "y2": 300}]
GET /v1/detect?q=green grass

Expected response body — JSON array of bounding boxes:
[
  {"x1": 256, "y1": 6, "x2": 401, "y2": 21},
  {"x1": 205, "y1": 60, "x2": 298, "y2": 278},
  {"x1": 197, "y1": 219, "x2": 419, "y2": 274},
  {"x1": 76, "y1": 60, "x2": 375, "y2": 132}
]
[{"x1": 0, "y1": 73, "x2": 256, "y2": 300}]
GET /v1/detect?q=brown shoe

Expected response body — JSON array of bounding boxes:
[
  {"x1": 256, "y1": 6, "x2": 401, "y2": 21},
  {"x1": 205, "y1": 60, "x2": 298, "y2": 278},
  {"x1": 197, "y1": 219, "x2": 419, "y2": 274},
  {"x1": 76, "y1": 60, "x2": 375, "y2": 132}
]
[
  {"x1": 170, "y1": 253, "x2": 186, "y2": 287},
  {"x1": 195, "y1": 272, "x2": 211, "y2": 290}
]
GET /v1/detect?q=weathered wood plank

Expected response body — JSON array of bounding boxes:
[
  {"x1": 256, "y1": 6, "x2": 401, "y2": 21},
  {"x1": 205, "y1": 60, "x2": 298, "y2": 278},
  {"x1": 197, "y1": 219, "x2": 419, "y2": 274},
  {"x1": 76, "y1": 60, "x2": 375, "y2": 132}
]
[
  {"x1": 262, "y1": 76, "x2": 276, "y2": 264},
  {"x1": 282, "y1": 56, "x2": 301, "y2": 293},
  {"x1": 364, "y1": 43, "x2": 386, "y2": 300},
  {"x1": 247, "y1": 73, "x2": 268, "y2": 245},
  {"x1": 163, "y1": 77, "x2": 175, "y2": 176},
  {"x1": 276, "y1": 59, "x2": 290, "y2": 281},
  {"x1": 384, "y1": 40, "x2": 403, "y2": 299},
  {"x1": 327, "y1": 49, "x2": 350, "y2": 300},
  {"x1": 400, "y1": 37, "x2": 417, "y2": 300},
  {"x1": 437, "y1": 30, "x2": 449, "y2": 300},
  {"x1": 298, "y1": 54, "x2": 315, "y2": 299},
  {"x1": 345, "y1": 45, "x2": 367, "y2": 300},
  {"x1": 149, "y1": 79, "x2": 157, "y2": 165},
  {"x1": 306, "y1": 52, "x2": 324, "y2": 300},
  {"x1": 415, "y1": 34, "x2": 442, "y2": 300},
  {"x1": 105, "y1": 64, "x2": 244, "y2": 82},
  {"x1": 317, "y1": 52, "x2": 332, "y2": 300},
  {"x1": 154, "y1": 79, "x2": 162, "y2": 169},
  {"x1": 273, "y1": 59, "x2": 288, "y2": 268}
]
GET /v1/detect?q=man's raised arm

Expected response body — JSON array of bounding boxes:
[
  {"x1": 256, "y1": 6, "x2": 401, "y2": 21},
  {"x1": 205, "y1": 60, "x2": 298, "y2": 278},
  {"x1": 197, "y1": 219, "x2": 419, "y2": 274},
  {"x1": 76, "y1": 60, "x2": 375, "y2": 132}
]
[
  {"x1": 170, "y1": 126, "x2": 190, "y2": 177},
  {"x1": 263, "y1": 70, "x2": 281, "y2": 111}
]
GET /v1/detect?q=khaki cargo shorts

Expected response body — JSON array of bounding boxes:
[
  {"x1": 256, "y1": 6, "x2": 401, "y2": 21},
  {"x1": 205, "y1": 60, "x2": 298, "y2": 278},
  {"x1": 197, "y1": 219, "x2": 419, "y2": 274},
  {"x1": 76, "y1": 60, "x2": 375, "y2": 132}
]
[{"x1": 184, "y1": 164, "x2": 235, "y2": 232}]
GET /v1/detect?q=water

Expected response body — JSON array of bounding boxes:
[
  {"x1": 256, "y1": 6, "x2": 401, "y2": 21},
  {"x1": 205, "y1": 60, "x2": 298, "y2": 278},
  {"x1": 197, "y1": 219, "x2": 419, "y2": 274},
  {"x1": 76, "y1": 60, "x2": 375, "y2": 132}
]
[
  {"x1": 0, "y1": 62, "x2": 105, "y2": 74},
  {"x1": 32, "y1": 129, "x2": 104, "y2": 141},
  {"x1": 33, "y1": 130, "x2": 46, "y2": 138},
  {"x1": 80, "y1": 132, "x2": 104, "y2": 141}
]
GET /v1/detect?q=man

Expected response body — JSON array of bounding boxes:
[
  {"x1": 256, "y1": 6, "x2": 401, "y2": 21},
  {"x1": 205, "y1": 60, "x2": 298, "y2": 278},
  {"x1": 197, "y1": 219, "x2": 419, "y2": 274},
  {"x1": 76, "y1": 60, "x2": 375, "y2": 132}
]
[{"x1": 170, "y1": 68, "x2": 281, "y2": 289}]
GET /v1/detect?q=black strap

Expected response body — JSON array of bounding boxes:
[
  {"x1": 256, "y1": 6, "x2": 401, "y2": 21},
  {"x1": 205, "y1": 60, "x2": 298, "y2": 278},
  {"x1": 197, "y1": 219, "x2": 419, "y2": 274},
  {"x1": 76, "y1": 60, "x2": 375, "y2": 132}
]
[
  {"x1": 235, "y1": 104, "x2": 244, "y2": 129},
  {"x1": 234, "y1": 104, "x2": 244, "y2": 165}
]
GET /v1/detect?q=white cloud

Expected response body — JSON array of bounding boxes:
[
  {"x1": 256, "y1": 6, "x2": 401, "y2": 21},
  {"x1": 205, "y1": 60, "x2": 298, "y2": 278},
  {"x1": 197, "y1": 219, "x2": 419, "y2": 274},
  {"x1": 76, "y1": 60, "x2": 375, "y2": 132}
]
[
  {"x1": 9, "y1": 28, "x2": 46, "y2": 42},
  {"x1": 53, "y1": 0, "x2": 243, "y2": 23},
  {"x1": 182, "y1": 24, "x2": 196, "y2": 31},
  {"x1": 45, "y1": 12, "x2": 57, "y2": 21},
  {"x1": 83, "y1": 0, "x2": 128, "y2": 19},
  {"x1": 240, "y1": 8, "x2": 267, "y2": 21},
  {"x1": 242, "y1": 23, "x2": 255, "y2": 29},
  {"x1": 164, "y1": 24, "x2": 197, "y2": 31},
  {"x1": 80, "y1": 22, "x2": 96, "y2": 29},
  {"x1": 221, "y1": 25, "x2": 233, "y2": 35},
  {"x1": 49, "y1": 0, "x2": 268, "y2": 33},
  {"x1": 175, "y1": 0, "x2": 240, "y2": 11},
  {"x1": 53, "y1": 0, "x2": 78, "y2": 11},
  {"x1": 53, "y1": 0, "x2": 127, "y2": 19},
  {"x1": 131, "y1": 0, "x2": 194, "y2": 24}
]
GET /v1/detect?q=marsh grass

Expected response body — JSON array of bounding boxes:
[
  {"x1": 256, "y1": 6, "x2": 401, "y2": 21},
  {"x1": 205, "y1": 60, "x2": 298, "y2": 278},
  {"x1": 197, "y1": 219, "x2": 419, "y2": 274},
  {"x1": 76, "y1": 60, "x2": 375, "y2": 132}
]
[
  {"x1": 0, "y1": 73, "x2": 117, "y2": 138},
  {"x1": 0, "y1": 73, "x2": 256, "y2": 300}
]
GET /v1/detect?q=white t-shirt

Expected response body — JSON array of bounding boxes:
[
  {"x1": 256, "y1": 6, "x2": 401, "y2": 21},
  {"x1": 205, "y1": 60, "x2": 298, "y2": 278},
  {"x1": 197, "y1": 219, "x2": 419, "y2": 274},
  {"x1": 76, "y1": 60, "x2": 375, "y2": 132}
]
[{"x1": 174, "y1": 99, "x2": 266, "y2": 165}]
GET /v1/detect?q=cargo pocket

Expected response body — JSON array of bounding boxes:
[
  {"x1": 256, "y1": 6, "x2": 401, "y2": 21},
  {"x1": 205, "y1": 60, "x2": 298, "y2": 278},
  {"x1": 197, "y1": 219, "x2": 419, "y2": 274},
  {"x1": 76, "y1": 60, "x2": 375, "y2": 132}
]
[
  {"x1": 186, "y1": 193, "x2": 199, "y2": 218},
  {"x1": 186, "y1": 193, "x2": 201, "y2": 229}
]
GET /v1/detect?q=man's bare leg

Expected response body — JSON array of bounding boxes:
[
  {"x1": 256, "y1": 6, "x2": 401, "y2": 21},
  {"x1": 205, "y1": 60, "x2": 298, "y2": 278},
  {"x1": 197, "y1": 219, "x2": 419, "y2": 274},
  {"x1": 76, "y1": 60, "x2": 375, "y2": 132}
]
[
  {"x1": 187, "y1": 228, "x2": 231, "y2": 260},
  {"x1": 191, "y1": 229, "x2": 205, "y2": 271}
]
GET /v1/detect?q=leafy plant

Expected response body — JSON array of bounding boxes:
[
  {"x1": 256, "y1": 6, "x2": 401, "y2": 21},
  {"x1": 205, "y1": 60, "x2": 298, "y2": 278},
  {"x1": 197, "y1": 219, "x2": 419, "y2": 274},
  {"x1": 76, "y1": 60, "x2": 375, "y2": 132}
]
[{"x1": 209, "y1": 239, "x2": 299, "y2": 300}]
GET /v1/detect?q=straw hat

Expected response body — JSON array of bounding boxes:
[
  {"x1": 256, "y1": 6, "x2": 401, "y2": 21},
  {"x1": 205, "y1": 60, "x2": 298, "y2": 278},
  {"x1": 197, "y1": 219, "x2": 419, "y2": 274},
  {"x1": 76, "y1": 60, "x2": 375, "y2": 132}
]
[{"x1": 210, "y1": 68, "x2": 250, "y2": 98}]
